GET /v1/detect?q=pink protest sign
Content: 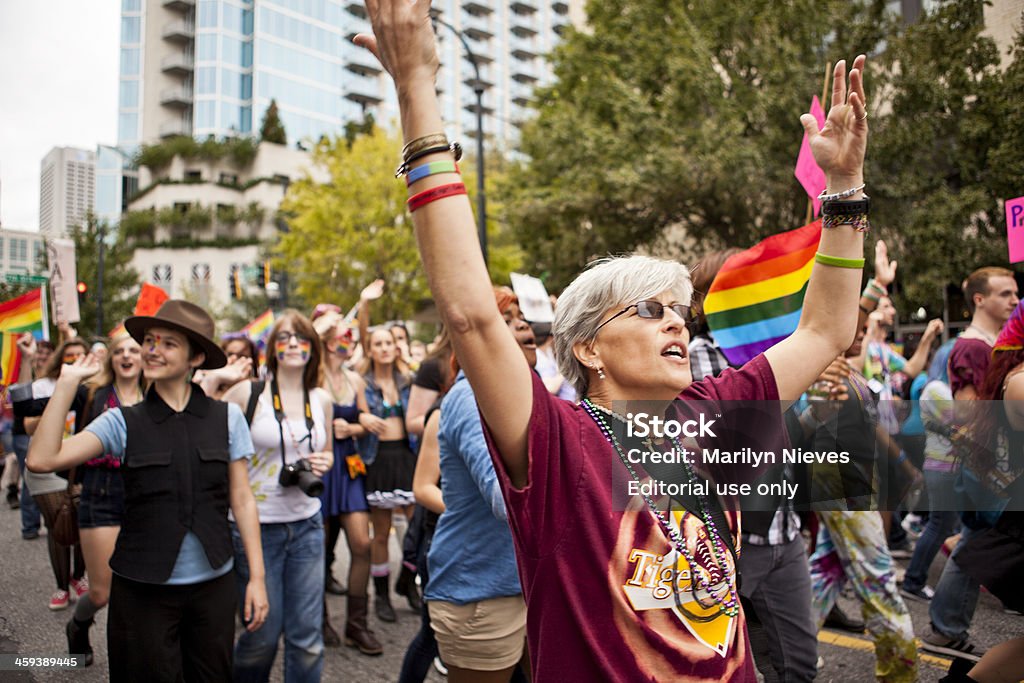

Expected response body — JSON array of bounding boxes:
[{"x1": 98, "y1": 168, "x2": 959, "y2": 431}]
[
  {"x1": 795, "y1": 96, "x2": 828, "y2": 216},
  {"x1": 1008, "y1": 195, "x2": 1024, "y2": 263}
]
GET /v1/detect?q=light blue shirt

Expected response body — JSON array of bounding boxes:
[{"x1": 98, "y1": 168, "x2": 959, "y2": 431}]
[
  {"x1": 425, "y1": 373, "x2": 521, "y2": 604},
  {"x1": 85, "y1": 402, "x2": 253, "y2": 584}
]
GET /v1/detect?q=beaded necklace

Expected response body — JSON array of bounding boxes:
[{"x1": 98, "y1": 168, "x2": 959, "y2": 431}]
[{"x1": 582, "y1": 397, "x2": 739, "y2": 618}]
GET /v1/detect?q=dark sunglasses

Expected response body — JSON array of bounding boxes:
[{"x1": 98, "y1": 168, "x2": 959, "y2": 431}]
[{"x1": 595, "y1": 299, "x2": 695, "y2": 333}]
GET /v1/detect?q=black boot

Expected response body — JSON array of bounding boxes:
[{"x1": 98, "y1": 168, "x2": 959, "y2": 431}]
[
  {"x1": 66, "y1": 617, "x2": 94, "y2": 666},
  {"x1": 394, "y1": 565, "x2": 422, "y2": 612},
  {"x1": 325, "y1": 574, "x2": 347, "y2": 596},
  {"x1": 373, "y1": 575, "x2": 396, "y2": 623}
]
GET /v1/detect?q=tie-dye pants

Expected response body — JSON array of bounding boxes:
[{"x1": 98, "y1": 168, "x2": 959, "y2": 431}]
[{"x1": 810, "y1": 511, "x2": 918, "y2": 683}]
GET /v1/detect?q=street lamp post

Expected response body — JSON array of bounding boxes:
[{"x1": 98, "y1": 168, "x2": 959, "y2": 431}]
[{"x1": 431, "y1": 15, "x2": 488, "y2": 265}]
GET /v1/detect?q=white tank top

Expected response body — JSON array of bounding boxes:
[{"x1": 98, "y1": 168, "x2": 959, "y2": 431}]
[{"x1": 243, "y1": 387, "x2": 327, "y2": 523}]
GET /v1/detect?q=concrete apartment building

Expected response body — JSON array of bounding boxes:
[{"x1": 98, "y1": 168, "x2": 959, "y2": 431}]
[
  {"x1": 125, "y1": 140, "x2": 327, "y2": 305},
  {"x1": 39, "y1": 147, "x2": 95, "y2": 238}
]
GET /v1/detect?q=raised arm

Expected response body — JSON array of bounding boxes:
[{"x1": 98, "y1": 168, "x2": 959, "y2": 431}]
[
  {"x1": 765, "y1": 56, "x2": 869, "y2": 402},
  {"x1": 355, "y1": 1, "x2": 533, "y2": 485},
  {"x1": 26, "y1": 357, "x2": 105, "y2": 472},
  {"x1": 357, "y1": 279, "x2": 384, "y2": 355},
  {"x1": 902, "y1": 319, "x2": 943, "y2": 380}
]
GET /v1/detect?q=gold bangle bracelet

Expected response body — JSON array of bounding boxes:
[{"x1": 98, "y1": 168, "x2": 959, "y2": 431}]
[{"x1": 402, "y1": 134, "x2": 449, "y2": 162}]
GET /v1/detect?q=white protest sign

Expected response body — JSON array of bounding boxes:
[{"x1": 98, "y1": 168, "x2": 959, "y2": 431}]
[
  {"x1": 47, "y1": 238, "x2": 80, "y2": 324},
  {"x1": 510, "y1": 273, "x2": 554, "y2": 323}
]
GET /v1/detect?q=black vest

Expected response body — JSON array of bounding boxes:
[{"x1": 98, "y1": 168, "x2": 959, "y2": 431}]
[{"x1": 110, "y1": 384, "x2": 232, "y2": 584}]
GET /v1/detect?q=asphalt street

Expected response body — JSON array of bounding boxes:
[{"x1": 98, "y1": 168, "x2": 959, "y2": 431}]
[{"x1": 1, "y1": 502, "x2": 1022, "y2": 682}]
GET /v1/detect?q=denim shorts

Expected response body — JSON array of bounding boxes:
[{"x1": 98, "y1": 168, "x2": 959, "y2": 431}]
[{"x1": 77, "y1": 466, "x2": 125, "y2": 528}]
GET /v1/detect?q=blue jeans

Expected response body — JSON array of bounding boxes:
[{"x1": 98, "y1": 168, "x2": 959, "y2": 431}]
[
  {"x1": 232, "y1": 514, "x2": 325, "y2": 683},
  {"x1": 902, "y1": 470, "x2": 958, "y2": 593},
  {"x1": 929, "y1": 524, "x2": 981, "y2": 640},
  {"x1": 13, "y1": 434, "x2": 40, "y2": 536}
]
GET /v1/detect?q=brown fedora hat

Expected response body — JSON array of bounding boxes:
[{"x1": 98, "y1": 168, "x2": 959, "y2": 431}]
[{"x1": 125, "y1": 300, "x2": 228, "y2": 370}]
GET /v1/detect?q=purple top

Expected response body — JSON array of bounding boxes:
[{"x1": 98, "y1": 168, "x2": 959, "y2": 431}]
[{"x1": 949, "y1": 337, "x2": 992, "y2": 397}]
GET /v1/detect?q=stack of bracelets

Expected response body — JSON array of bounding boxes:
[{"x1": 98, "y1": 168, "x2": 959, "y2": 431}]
[
  {"x1": 810, "y1": 183, "x2": 870, "y2": 270},
  {"x1": 395, "y1": 133, "x2": 465, "y2": 213}
]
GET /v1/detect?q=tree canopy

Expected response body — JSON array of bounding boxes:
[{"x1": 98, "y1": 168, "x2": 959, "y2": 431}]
[{"x1": 71, "y1": 215, "x2": 141, "y2": 337}]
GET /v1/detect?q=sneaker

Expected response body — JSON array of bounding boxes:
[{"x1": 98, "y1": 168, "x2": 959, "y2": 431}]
[
  {"x1": 70, "y1": 576, "x2": 89, "y2": 600},
  {"x1": 920, "y1": 625, "x2": 987, "y2": 662},
  {"x1": 900, "y1": 585, "x2": 935, "y2": 602},
  {"x1": 1004, "y1": 606, "x2": 1024, "y2": 616},
  {"x1": 49, "y1": 590, "x2": 71, "y2": 611},
  {"x1": 22, "y1": 530, "x2": 39, "y2": 540},
  {"x1": 433, "y1": 656, "x2": 448, "y2": 676},
  {"x1": 824, "y1": 603, "x2": 865, "y2": 633}
]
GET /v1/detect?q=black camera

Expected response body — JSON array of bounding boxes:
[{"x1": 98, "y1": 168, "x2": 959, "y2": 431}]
[{"x1": 278, "y1": 458, "x2": 324, "y2": 497}]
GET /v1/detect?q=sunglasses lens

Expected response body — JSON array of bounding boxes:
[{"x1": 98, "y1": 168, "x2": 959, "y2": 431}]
[
  {"x1": 671, "y1": 304, "x2": 691, "y2": 321},
  {"x1": 635, "y1": 301, "x2": 664, "y2": 319}
]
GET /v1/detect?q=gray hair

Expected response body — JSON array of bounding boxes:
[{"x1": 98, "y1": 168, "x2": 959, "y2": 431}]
[{"x1": 553, "y1": 255, "x2": 692, "y2": 398}]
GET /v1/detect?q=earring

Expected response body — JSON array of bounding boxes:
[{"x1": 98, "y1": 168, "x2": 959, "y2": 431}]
[{"x1": 591, "y1": 363, "x2": 606, "y2": 380}]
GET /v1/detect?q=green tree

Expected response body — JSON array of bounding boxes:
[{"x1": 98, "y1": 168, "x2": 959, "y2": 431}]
[
  {"x1": 260, "y1": 99, "x2": 287, "y2": 145},
  {"x1": 67, "y1": 214, "x2": 141, "y2": 337},
  {"x1": 276, "y1": 126, "x2": 427, "y2": 321},
  {"x1": 869, "y1": 1, "x2": 1024, "y2": 317},
  {"x1": 503, "y1": 0, "x2": 893, "y2": 290}
]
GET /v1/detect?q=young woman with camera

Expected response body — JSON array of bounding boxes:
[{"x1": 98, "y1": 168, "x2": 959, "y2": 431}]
[{"x1": 223, "y1": 310, "x2": 335, "y2": 682}]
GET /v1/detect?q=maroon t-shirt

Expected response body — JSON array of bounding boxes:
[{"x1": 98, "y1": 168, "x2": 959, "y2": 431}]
[
  {"x1": 948, "y1": 337, "x2": 992, "y2": 396},
  {"x1": 484, "y1": 355, "x2": 782, "y2": 682}
]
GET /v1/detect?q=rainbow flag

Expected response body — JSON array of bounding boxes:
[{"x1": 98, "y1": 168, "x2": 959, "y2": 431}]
[
  {"x1": 703, "y1": 220, "x2": 822, "y2": 366},
  {"x1": 242, "y1": 309, "x2": 275, "y2": 350},
  {"x1": 0, "y1": 288, "x2": 48, "y2": 385}
]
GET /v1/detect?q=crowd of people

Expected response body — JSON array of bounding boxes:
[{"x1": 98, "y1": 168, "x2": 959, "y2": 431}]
[{"x1": 0, "y1": 3, "x2": 1021, "y2": 682}]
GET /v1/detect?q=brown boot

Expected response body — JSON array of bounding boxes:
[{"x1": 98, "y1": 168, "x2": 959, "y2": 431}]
[
  {"x1": 323, "y1": 599, "x2": 341, "y2": 647},
  {"x1": 344, "y1": 595, "x2": 383, "y2": 656}
]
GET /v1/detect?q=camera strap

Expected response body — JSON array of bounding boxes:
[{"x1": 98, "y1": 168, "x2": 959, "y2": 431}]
[{"x1": 269, "y1": 374, "x2": 315, "y2": 471}]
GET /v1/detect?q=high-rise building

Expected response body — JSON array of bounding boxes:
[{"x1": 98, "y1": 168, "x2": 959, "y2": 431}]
[
  {"x1": 117, "y1": 0, "x2": 583, "y2": 150},
  {"x1": 0, "y1": 228, "x2": 47, "y2": 278},
  {"x1": 39, "y1": 147, "x2": 96, "y2": 238}
]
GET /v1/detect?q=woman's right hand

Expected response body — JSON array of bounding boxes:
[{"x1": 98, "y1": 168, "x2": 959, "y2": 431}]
[
  {"x1": 58, "y1": 354, "x2": 101, "y2": 385},
  {"x1": 359, "y1": 412, "x2": 388, "y2": 436},
  {"x1": 353, "y1": 0, "x2": 440, "y2": 88},
  {"x1": 333, "y1": 417, "x2": 353, "y2": 439}
]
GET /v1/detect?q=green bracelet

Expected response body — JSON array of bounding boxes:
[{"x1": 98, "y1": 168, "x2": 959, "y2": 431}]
[{"x1": 815, "y1": 252, "x2": 865, "y2": 269}]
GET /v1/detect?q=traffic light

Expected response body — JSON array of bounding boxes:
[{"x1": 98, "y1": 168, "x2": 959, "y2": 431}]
[
  {"x1": 77, "y1": 281, "x2": 88, "y2": 304},
  {"x1": 228, "y1": 266, "x2": 242, "y2": 300},
  {"x1": 262, "y1": 261, "x2": 272, "y2": 288}
]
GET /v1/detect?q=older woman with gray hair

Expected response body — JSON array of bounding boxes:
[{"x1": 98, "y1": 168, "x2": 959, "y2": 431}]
[{"x1": 355, "y1": 2, "x2": 869, "y2": 679}]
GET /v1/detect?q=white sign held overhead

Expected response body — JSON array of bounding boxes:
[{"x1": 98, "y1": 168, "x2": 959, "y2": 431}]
[
  {"x1": 510, "y1": 273, "x2": 554, "y2": 323},
  {"x1": 47, "y1": 239, "x2": 80, "y2": 324}
]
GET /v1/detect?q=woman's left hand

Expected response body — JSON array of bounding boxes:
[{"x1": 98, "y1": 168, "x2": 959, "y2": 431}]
[
  {"x1": 308, "y1": 450, "x2": 334, "y2": 477},
  {"x1": 243, "y1": 579, "x2": 269, "y2": 632},
  {"x1": 801, "y1": 55, "x2": 868, "y2": 187}
]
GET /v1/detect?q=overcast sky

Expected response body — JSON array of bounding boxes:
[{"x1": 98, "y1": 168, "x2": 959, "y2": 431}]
[{"x1": 0, "y1": 1, "x2": 119, "y2": 232}]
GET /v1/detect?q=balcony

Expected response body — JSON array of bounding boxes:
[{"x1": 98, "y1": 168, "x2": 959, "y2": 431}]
[
  {"x1": 553, "y1": 21, "x2": 569, "y2": 36},
  {"x1": 344, "y1": 46, "x2": 382, "y2": 77},
  {"x1": 510, "y1": 0, "x2": 537, "y2": 14},
  {"x1": 159, "y1": 120, "x2": 192, "y2": 138},
  {"x1": 344, "y1": 83, "x2": 383, "y2": 107},
  {"x1": 461, "y1": 12, "x2": 494, "y2": 40},
  {"x1": 344, "y1": 1, "x2": 367, "y2": 19},
  {"x1": 161, "y1": 53, "x2": 194, "y2": 75},
  {"x1": 462, "y1": 0, "x2": 493, "y2": 15},
  {"x1": 160, "y1": 87, "x2": 193, "y2": 108},
  {"x1": 552, "y1": 0, "x2": 569, "y2": 13},
  {"x1": 463, "y1": 68, "x2": 495, "y2": 91},
  {"x1": 510, "y1": 23, "x2": 538, "y2": 38},
  {"x1": 511, "y1": 45, "x2": 538, "y2": 60},
  {"x1": 511, "y1": 61, "x2": 539, "y2": 83},
  {"x1": 162, "y1": 0, "x2": 195, "y2": 12},
  {"x1": 162, "y1": 20, "x2": 195, "y2": 43}
]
